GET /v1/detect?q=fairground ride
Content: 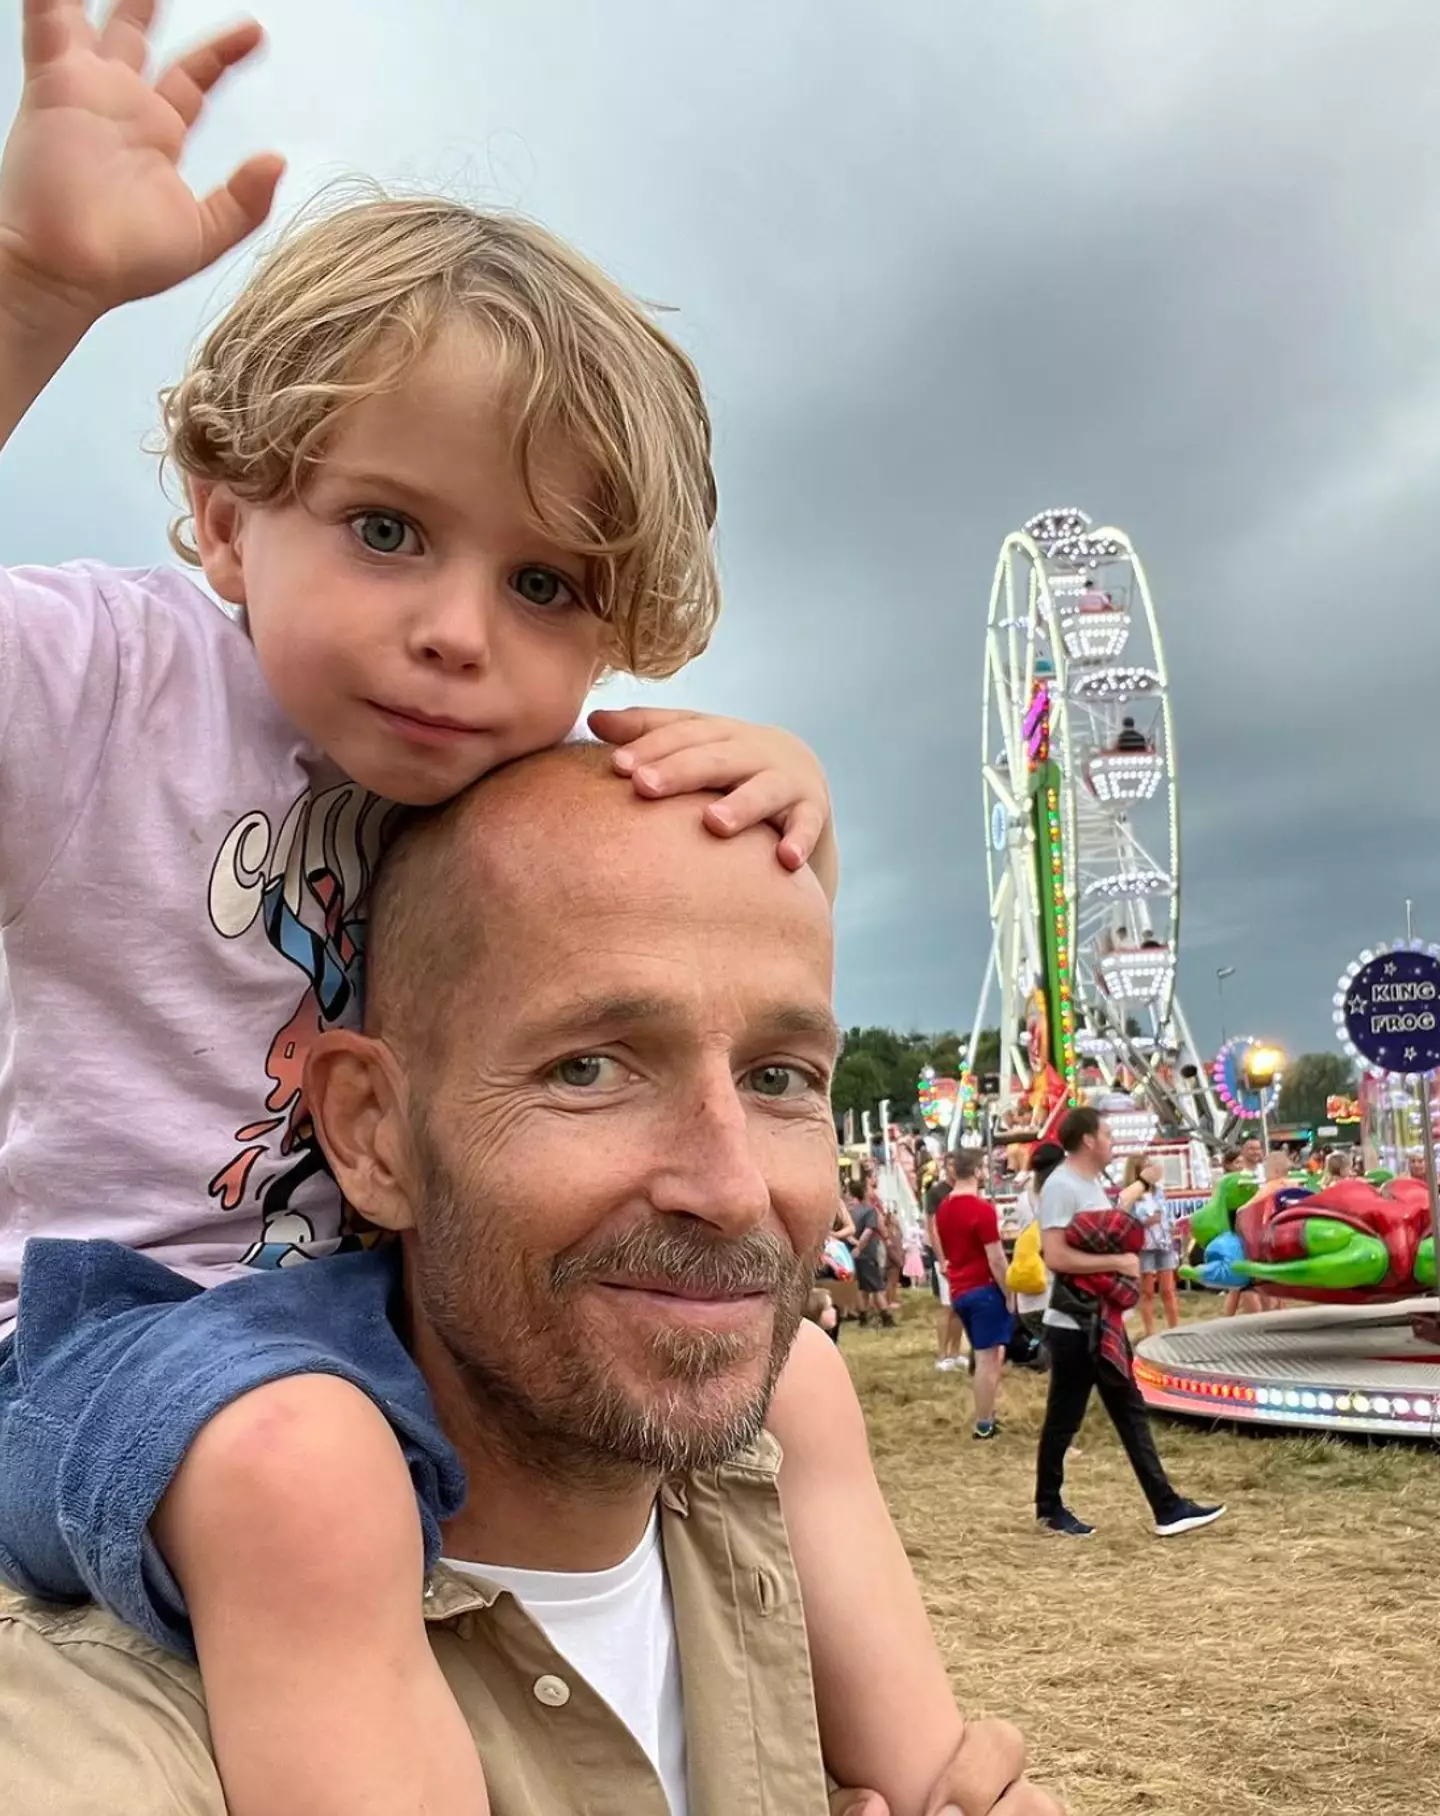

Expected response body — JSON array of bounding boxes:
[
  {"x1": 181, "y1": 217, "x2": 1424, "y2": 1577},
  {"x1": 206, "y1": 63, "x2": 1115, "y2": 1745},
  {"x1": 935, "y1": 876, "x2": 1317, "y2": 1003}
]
[{"x1": 970, "y1": 508, "x2": 1219, "y2": 1139}]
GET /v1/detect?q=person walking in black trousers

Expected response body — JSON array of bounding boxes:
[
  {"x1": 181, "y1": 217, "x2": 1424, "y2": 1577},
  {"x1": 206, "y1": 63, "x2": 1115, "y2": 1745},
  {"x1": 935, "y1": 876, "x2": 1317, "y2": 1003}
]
[{"x1": 1033, "y1": 1106, "x2": 1226, "y2": 1540}]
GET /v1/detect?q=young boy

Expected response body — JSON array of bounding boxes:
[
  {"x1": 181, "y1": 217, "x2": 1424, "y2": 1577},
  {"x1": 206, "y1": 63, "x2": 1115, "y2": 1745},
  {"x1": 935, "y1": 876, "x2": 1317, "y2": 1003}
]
[{"x1": 0, "y1": 8, "x2": 1043, "y2": 1816}]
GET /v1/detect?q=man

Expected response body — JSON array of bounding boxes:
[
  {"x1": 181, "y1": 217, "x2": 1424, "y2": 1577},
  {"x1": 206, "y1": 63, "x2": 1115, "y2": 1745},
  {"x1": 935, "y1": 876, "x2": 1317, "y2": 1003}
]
[
  {"x1": 1034, "y1": 1106, "x2": 1225, "y2": 1541},
  {"x1": 925, "y1": 1151, "x2": 965, "y2": 1370},
  {"x1": 933, "y1": 1151, "x2": 1013, "y2": 1439},
  {"x1": 1239, "y1": 1135, "x2": 1265, "y2": 1179},
  {"x1": 847, "y1": 1177, "x2": 894, "y2": 1327},
  {"x1": 1408, "y1": 1151, "x2": 1427, "y2": 1184},
  {"x1": 0, "y1": 746, "x2": 1058, "y2": 1814}
]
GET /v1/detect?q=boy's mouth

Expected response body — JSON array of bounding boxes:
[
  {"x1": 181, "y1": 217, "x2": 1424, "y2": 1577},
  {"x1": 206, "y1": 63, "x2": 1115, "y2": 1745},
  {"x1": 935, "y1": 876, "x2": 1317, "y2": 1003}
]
[{"x1": 369, "y1": 701, "x2": 489, "y2": 746}]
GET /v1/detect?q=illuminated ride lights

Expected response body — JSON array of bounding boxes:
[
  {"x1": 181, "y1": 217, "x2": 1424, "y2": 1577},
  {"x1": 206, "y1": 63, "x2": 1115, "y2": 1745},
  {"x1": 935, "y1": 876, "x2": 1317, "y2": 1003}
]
[
  {"x1": 1212, "y1": 1034, "x2": 1282, "y2": 1118},
  {"x1": 1070, "y1": 666, "x2": 1162, "y2": 702},
  {"x1": 1023, "y1": 506, "x2": 1091, "y2": 548},
  {"x1": 1032, "y1": 750, "x2": 1077, "y2": 1097},
  {"x1": 1098, "y1": 946, "x2": 1175, "y2": 1002},
  {"x1": 1334, "y1": 939, "x2": 1440, "y2": 1081},
  {"x1": 1103, "y1": 1106, "x2": 1161, "y2": 1157},
  {"x1": 1050, "y1": 531, "x2": 1127, "y2": 565},
  {"x1": 1082, "y1": 868, "x2": 1174, "y2": 902},
  {"x1": 1086, "y1": 748, "x2": 1164, "y2": 803},
  {"x1": 1133, "y1": 1357, "x2": 1437, "y2": 1434},
  {"x1": 1024, "y1": 681, "x2": 1051, "y2": 768},
  {"x1": 1058, "y1": 608, "x2": 1131, "y2": 664}
]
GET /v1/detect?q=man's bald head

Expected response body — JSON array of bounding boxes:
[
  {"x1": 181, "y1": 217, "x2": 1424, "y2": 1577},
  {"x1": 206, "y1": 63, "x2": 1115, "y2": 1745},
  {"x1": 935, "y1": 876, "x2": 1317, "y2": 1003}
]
[
  {"x1": 365, "y1": 742, "x2": 832, "y2": 1066},
  {"x1": 318, "y1": 740, "x2": 840, "y2": 1492}
]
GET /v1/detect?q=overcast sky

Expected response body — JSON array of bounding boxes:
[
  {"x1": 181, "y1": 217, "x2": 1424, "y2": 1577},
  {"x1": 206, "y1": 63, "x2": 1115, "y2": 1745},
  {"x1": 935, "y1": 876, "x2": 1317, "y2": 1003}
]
[{"x1": 7, "y1": 0, "x2": 1440, "y2": 1065}]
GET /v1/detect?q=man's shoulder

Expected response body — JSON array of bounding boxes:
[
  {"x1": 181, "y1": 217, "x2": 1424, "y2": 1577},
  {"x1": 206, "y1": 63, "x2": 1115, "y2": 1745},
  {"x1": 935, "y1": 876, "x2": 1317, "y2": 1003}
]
[
  {"x1": 0, "y1": 1587, "x2": 220, "y2": 1813},
  {"x1": 938, "y1": 1191, "x2": 987, "y2": 1219},
  {"x1": 0, "y1": 1584, "x2": 203, "y2": 1699},
  {"x1": 1038, "y1": 1165, "x2": 1081, "y2": 1221}
]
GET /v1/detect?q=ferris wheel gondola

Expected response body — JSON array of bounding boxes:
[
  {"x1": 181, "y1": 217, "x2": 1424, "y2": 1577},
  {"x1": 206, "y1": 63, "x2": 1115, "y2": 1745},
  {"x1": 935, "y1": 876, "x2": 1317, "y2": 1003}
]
[{"x1": 970, "y1": 507, "x2": 1219, "y2": 1136}]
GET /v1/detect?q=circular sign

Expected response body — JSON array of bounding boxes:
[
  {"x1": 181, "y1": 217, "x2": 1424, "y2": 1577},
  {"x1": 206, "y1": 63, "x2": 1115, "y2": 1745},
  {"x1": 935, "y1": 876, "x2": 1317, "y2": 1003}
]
[
  {"x1": 990, "y1": 803, "x2": 1008, "y2": 852},
  {"x1": 1336, "y1": 942, "x2": 1440, "y2": 1077}
]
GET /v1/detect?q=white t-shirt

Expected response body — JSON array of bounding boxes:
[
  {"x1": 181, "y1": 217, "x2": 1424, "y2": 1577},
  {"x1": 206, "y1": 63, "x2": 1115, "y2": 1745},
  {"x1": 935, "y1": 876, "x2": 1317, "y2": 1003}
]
[
  {"x1": 445, "y1": 1510, "x2": 688, "y2": 1815},
  {"x1": 1038, "y1": 1162, "x2": 1112, "y2": 1329}
]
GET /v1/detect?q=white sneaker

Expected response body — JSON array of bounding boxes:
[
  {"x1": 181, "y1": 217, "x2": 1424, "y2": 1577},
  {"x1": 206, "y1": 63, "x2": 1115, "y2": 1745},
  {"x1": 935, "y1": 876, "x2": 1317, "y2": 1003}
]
[
  {"x1": 935, "y1": 1356, "x2": 960, "y2": 1372},
  {"x1": 1155, "y1": 1500, "x2": 1227, "y2": 1538}
]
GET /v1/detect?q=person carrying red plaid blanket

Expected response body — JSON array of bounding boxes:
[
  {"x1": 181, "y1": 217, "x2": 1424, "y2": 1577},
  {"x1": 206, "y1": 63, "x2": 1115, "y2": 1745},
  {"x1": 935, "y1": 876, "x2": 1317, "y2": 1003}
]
[
  {"x1": 1045, "y1": 1205, "x2": 1144, "y2": 1379},
  {"x1": 1033, "y1": 1107, "x2": 1226, "y2": 1542}
]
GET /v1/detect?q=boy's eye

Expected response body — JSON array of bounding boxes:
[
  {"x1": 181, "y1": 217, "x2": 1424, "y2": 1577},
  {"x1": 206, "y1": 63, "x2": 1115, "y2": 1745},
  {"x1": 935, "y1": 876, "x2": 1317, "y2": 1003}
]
[
  {"x1": 513, "y1": 566, "x2": 576, "y2": 610},
  {"x1": 350, "y1": 512, "x2": 417, "y2": 556}
]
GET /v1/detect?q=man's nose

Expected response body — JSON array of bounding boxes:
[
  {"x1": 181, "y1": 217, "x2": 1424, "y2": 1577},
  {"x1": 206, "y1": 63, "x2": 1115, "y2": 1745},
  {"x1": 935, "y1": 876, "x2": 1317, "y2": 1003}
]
[
  {"x1": 409, "y1": 575, "x2": 495, "y2": 674},
  {"x1": 649, "y1": 1078, "x2": 771, "y2": 1237}
]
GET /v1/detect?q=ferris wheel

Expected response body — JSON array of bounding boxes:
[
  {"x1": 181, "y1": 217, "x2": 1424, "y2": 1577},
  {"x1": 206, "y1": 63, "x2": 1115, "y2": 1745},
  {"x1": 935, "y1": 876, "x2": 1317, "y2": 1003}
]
[{"x1": 970, "y1": 507, "x2": 1218, "y2": 1134}]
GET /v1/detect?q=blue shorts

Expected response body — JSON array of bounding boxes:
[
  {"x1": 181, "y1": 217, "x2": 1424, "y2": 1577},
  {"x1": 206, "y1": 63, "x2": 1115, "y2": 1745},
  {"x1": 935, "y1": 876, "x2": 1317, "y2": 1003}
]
[
  {"x1": 0, "y1": 1239, "x2": 465, "y2": 1660},
  {"x1": 955, "y1": 1282, "x2": 1013, "y2": 1352}
]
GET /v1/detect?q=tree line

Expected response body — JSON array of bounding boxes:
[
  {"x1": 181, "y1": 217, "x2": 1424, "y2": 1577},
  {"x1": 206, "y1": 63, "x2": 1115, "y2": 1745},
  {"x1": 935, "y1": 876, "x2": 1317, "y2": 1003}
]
[{"x1": 832, "y1": 1027, "x2": 1355, "y2": 1132}]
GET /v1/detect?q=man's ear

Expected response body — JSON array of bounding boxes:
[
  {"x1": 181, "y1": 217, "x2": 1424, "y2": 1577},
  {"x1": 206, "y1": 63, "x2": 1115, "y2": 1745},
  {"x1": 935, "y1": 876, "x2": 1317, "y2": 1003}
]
[
  {"x1": 188, "y1": 479, "x2": 248, "y2": 607},
  {"x1": 306, "y1": 1032, "x2": 417, "y2": 1232}
]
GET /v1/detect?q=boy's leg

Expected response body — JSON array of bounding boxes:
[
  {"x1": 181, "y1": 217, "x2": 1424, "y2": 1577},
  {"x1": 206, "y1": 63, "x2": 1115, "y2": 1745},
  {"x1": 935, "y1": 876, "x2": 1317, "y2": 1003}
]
[
  {"x1": 1091, "y1": 1358, "x2": 1182, "y2": 1522},
  {"x1": 154, "y1": 1373, "x2": 488, "y2": 1816},
  {"x1": 1034, "y1": 1327, "x2": 1093, "y2": 1516}
]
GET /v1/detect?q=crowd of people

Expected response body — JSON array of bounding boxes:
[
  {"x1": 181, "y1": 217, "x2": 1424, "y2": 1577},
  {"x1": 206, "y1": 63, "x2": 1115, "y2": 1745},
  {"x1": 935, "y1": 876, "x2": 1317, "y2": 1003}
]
[{"x1": 817, "y1": 1107, "x2": 1234, "y2": 1540}]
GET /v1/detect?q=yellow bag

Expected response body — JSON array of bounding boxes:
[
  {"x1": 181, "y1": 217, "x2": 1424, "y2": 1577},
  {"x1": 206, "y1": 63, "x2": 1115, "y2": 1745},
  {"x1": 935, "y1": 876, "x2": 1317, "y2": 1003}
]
[{"x1": 1006, "y1": 1221, "x2": 1047, "y2": 1297}]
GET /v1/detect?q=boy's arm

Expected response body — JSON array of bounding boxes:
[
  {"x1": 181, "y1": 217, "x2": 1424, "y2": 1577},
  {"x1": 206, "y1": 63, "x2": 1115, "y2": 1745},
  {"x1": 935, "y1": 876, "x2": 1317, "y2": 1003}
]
[
  {"x1": 588, "y1": 707, "x2": 838, "y2": 894},
  {"x1": 768, "y1": 1321, "x2": 967, "y2": 1816},
  {"x1": 0, "y1": 3, "x2": 282, "y2": 457},
  {"x1": 0, "y1": 243, "x2": 93, "y2": 452}
]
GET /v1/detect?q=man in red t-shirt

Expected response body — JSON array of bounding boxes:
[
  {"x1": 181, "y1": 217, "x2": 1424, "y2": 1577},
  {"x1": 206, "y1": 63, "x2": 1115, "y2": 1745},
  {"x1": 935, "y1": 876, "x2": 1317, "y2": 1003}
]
[{"x1": 933, "y1": 1150, "x2": 1014, "y2": 1439}]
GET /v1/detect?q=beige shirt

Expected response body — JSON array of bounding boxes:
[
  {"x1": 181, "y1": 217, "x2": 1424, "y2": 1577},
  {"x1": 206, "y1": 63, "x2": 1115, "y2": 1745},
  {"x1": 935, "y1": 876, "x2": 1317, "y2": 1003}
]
[{"x1": 0, "y1": 1436, "x2": 828, "y2": 1815}]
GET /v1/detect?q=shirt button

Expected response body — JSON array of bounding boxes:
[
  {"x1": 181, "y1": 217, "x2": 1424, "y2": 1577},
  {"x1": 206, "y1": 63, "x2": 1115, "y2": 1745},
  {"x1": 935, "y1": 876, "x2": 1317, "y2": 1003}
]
[{"x1": 533, "y1": 1674, "x2": 571, "y2": 1708}]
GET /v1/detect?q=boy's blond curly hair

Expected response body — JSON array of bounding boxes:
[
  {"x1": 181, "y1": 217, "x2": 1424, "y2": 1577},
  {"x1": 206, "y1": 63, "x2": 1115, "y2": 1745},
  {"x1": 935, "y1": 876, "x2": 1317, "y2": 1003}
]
[{"x1": 161, "y1": 193, "x2": 718, "y2": 679}]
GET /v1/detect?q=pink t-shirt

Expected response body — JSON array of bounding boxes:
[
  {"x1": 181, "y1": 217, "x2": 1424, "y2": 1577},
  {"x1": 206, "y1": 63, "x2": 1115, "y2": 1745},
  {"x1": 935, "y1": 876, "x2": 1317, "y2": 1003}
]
[{"x1": 0, "y1": 561, "x2": 394, "y2": 1333}]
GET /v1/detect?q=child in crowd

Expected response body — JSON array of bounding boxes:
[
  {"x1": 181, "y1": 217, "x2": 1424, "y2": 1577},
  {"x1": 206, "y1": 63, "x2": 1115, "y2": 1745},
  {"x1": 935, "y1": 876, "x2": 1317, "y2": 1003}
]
[{"x1": 0, "y1": 7, "x2": 975, "y2": 1816}]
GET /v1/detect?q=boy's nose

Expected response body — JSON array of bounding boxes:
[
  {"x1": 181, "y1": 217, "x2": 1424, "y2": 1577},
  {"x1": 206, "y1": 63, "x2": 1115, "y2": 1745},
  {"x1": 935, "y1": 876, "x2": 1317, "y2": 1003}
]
[{"x1": 412, "y1": 583, "x2": 493, "y2": 673}]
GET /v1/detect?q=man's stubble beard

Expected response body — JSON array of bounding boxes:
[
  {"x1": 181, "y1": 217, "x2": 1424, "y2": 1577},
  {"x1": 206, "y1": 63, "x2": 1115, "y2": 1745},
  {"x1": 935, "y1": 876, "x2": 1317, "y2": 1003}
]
[{"x1": 408, "y1": 1121, "x2": 818, "y2": 1486}]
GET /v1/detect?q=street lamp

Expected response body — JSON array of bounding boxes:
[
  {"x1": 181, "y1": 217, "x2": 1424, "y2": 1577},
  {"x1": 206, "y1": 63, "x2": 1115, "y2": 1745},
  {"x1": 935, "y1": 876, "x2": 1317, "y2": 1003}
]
[
  {"x1": 1216, "y1": 966, "x2": 1236, "y2": 1042},
  {"x1": 1242, "y1": 1042, "x2": 1285, "y2": 1152}
]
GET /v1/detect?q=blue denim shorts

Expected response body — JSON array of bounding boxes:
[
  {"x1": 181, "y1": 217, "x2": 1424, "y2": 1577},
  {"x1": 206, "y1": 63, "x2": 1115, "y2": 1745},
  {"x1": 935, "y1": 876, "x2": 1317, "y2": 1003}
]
[{"x1": 0, "y1": 1239, "x2": 465, "y2": 1659}]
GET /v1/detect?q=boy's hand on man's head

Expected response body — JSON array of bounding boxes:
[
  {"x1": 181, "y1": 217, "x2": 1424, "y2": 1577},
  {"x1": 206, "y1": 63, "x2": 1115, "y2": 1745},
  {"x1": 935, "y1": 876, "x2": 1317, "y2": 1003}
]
[{"x1": 588, "y1": 706, "x2": 838, "y2": 898}]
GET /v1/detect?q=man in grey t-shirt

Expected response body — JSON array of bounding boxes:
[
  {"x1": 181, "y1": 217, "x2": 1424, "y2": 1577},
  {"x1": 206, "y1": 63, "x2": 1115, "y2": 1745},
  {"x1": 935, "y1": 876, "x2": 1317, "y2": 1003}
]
[{"x1": 1033, "y1": 1107, "x2": 1225, "y2": 1542}]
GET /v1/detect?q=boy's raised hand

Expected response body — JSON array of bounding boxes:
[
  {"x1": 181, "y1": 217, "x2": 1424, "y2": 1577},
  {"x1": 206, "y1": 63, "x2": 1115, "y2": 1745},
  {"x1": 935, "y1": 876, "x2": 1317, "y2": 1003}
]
[
  {"x1": 0, "y1": 1, "x2": 283, "y2": 322},
  {"x1": 589, "y1": 705, "x2": 838, "y2": 898}
]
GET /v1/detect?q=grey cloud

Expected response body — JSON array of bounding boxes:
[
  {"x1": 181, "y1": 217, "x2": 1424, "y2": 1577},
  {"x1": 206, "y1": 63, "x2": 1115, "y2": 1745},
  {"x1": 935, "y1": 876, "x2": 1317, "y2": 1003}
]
[{"x1": 6, "y1": 0, "x2": 1440, "y2": 1067}]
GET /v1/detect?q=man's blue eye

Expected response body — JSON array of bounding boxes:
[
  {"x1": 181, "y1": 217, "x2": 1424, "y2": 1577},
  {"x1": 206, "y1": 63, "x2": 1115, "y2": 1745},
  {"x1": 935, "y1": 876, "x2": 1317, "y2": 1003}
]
[{"x1": 748, "y1": 1065, "x2": 810, "y2": 1099}]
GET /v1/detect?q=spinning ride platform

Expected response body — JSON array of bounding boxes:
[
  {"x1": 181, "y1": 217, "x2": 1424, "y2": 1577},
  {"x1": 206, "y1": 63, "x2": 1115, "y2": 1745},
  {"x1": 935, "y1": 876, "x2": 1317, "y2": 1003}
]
[{"x1": 1134, "y1": 1300, "x2": 1440, "y2": 1439}]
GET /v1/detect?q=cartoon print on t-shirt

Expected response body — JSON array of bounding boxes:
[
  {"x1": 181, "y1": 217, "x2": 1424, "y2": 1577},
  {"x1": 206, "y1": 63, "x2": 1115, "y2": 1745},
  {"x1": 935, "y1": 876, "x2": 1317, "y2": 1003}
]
[{"x1": 207, "y1": 782, "x2": 399, "y2": 1267}]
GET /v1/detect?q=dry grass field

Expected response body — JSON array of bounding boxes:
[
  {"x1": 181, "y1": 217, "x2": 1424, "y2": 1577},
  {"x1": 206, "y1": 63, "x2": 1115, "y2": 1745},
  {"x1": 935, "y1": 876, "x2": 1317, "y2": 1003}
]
[{"x1": 847, "y1": 1295, "x2": 1440, "y2": 1816}]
